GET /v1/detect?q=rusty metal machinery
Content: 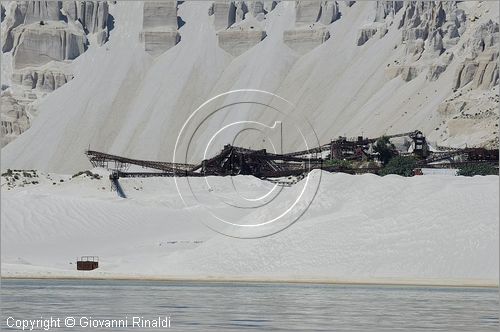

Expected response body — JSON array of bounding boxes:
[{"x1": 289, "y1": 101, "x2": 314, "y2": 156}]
[
  {"x1": 85, "y1": 130, "x2": 498, "y2": 180},
  {"x1": 85, "y1": 150, "x2": 198, "y2": 175}
]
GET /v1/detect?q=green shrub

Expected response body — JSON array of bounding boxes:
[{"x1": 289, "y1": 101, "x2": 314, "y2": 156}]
[
  {"x1": 324, "y1": 159, "x2": 352, "y2": 169},
  {"x1": 72, "y1": 170, "x2": 93, "y2": 178},
  {"x1": 457, "y1": 164, "x2": 498, "y2": 176},
  {"x1": 72, "y1": 170, "x2": 101, "y2": 179},
  {"x1": 380, "y1": 156, "x2": 417, "y2": 177},
  {"x1": 374, "y1": 136, "x2": 396, "y2": 165}
]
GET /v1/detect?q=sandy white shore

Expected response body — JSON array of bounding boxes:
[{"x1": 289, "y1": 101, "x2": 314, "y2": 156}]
[{"x1": 2, "y1": 271, "x2": 497, "y2": 288}]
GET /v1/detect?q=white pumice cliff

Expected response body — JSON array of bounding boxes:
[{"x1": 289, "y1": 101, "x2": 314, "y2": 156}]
[
  {"x1": 0, "y1": 1, "x2": 498, "y2": 172},
  {"x1": 140, "y1": 1, "x2": 180, "y2": 56},
  {"x1": 1, "y1": 0, "x2": 110, "y2": 147}
]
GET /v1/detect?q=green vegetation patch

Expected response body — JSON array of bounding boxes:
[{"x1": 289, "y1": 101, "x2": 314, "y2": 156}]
[
  {"x1": 380, "y1": 156, "x2": 418, "y2": 177},
  {"x1": 457, "y1": 164, "x2": 498, "y2": 176}
]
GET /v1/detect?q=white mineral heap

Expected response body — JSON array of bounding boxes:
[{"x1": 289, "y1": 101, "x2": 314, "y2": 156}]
[{"x1": 0, "y1": 1, "x2": 498, "y2": 172}]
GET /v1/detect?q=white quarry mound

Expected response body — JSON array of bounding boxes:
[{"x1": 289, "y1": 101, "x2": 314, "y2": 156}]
[
  {"x1": 1, "y1": 1, "x2": 498, "y2": 172},
  {"x1": 1, "y1": 170, "x2": 498, "y2": 285}
]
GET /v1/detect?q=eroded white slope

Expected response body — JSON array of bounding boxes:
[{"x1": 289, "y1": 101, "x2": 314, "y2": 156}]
[
  {"x1": 1, "y1": 1, "x2": 499, "y2": 173},
  {"x1": 2, "y1": 171, "x2": 498, "y2": 285}
]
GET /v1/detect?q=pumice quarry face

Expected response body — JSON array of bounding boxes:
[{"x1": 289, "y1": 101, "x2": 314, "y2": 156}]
[{"x1": 0, "y1": 1, "x2": 498, "y2": 172}]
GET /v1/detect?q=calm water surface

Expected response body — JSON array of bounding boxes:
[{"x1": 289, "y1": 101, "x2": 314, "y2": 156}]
[{"x1": 1, "y1": 279, "x2": 498, "y2": 331}]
